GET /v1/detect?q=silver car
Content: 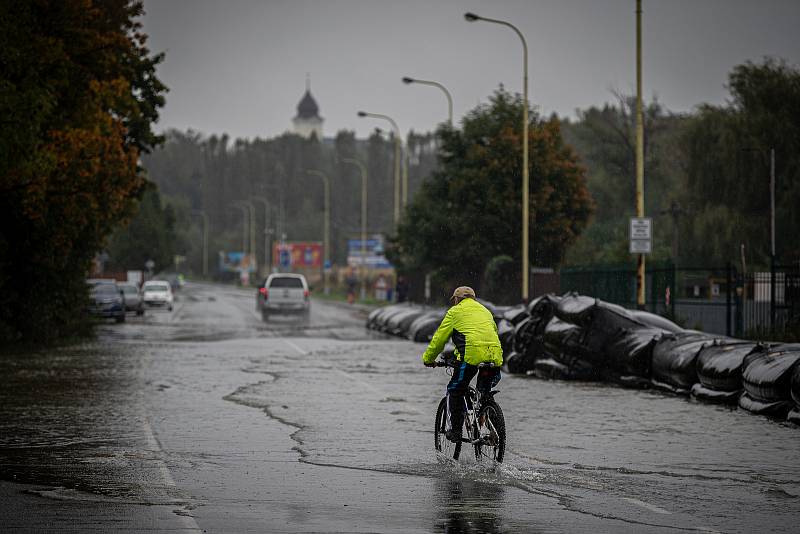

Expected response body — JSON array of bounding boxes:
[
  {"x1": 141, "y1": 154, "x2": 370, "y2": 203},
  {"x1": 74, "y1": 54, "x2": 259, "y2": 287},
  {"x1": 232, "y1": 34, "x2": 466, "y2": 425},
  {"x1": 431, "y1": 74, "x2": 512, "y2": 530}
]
[
  {"x1": 257, "y1": 273, "x2": 310, "y2": 321},
  {"x1": 118, "y1": 283, "x2": 144, "y2": 316}
]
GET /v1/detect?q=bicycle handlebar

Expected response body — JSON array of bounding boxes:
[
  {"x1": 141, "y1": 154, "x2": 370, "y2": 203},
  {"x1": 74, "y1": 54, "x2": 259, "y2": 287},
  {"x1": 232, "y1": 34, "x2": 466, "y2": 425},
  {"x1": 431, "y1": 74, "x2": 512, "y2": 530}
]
[{"x1": 432, "y1": 359, "x2": 498, "y2": 369}]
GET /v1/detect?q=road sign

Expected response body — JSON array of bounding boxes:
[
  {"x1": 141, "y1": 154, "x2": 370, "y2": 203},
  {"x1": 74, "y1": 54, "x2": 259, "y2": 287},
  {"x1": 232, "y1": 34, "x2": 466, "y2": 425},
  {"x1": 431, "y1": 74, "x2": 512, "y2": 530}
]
[
  {"x1": 629, "y1": 239, "x2": 652, "y2": 254},
  {"x1": 630, "y1": 217, "x2": 652, "y2": 255},
  {"x1": 630, "y1": 217, "x2": 652, "y2": 240}
]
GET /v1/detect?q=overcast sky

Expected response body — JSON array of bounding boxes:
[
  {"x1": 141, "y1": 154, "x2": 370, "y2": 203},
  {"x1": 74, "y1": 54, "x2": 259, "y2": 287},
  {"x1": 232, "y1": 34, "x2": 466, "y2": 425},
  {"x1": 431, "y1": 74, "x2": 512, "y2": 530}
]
[{"x1": 140, "y1": 0, "x2": 800, "y2": 141}]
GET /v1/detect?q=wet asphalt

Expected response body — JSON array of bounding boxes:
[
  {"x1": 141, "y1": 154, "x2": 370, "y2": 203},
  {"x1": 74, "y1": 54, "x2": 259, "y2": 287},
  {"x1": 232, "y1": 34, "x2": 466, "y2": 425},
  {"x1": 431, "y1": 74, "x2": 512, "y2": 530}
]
[{"x1": 0, "y1": 281, "x2": 798, "y2": 533}]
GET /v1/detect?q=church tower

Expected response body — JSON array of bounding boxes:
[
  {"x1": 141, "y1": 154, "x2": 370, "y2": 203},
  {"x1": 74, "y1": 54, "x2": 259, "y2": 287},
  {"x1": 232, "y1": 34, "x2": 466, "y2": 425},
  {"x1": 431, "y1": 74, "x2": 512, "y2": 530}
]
[{"x1": 292, "y1": 76, "x2": 323, "y2": 139}]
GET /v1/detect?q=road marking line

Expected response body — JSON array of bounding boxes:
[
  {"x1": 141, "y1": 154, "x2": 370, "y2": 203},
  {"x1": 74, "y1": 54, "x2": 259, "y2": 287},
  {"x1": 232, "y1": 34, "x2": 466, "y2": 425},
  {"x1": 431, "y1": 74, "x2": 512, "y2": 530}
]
[
  {"x1": 622, "y1": 497, "x2": 673, "y2": 515},
  {"x1": 283, "y1": 339, "x2": 308, "y2": 355},
  {"x1": 142, "y1": 416, "x2": 202, "y2": 532}
]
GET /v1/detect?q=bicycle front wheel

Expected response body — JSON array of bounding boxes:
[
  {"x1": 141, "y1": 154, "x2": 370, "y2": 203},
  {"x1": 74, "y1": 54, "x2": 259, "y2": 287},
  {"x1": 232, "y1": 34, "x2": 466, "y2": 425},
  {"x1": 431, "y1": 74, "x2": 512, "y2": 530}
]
[
  {"x1": 434, "y1": 397, "x2": 461, "y2": 460},
  {"x1": 475, "y1": 401, "x2": 506, "y2": 463}
]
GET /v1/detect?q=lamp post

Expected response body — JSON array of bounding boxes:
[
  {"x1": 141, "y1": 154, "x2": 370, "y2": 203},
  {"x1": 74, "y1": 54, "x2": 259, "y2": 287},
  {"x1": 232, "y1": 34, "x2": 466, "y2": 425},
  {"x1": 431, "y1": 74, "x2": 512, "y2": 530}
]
[
  {"x1": 251, "y1": 196, "x2": 273, "y2": 276},
  {"x1": 191, "y1": 210, "x2": 209, "y2": 277},
  {"x1": 464, "y1": 11, "x2": 530, "y2": 301},
  {"x1": 357, "y1": 111, "x2": 406, "y2": 221},
  {"x1": 305, "y1": 169, "x2": 331, "y2": 294},
  {"x1": 228, "y1": 204, "x2": 248, "y2": 255},
  {"x1": 240, "y1": 200, "x2": 257, "y2": 273},
  {"x1": 742, "y1": 146, "x2": 777, "y2": 328},
  {"x1": 401, "y1": 76, "x2": 453, "y2": 127},
  {"x1": 342, "y1": 157, "x2": 368, "y2": 301}
]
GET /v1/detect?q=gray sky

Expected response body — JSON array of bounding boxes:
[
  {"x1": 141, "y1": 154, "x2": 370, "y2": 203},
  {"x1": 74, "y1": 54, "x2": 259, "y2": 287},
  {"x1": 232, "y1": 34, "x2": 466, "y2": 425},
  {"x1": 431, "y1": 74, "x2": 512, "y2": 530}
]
[{"x1": 140, "y1": 0, "x2": 800, "y2": 141}]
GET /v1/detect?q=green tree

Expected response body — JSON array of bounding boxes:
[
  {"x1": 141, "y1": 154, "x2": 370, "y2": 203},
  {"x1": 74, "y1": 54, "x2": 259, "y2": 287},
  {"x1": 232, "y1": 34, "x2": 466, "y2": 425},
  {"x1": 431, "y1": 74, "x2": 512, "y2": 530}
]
[
  {"x1": 679, "y1": 58, "x2": 800, "y2": 267},
  {"x1": 388, "y1": 88, "x2": 593, "y2": 300},
  {"x1": 560, "y1": 96, "x2": 685, "y2": 265},
  {"x1": 0, "y1": 0, "x2": 166, "y2": 343},
  {"x1": 106, "y1": 187, "x2": 180, "y2": 273}
]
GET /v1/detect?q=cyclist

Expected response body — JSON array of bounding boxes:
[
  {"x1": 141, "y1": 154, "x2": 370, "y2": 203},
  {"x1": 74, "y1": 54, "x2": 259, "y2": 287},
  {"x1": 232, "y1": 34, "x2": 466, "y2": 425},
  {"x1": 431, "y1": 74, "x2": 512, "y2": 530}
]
[{"x1": 422, "y1": 286, "x2": 503, "y2": 442}]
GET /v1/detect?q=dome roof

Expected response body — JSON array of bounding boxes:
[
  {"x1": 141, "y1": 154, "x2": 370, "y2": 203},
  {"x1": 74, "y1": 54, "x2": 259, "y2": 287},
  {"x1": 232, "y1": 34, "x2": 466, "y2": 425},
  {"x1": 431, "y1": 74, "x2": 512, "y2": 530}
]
[{"x1": 295, "y1": 90, "x2": 320, "y2": 119}]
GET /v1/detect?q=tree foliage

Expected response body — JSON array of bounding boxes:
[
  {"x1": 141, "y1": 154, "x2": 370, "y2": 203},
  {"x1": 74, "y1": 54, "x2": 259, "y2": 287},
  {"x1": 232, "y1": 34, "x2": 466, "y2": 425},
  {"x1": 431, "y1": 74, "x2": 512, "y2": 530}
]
[
  {"x1": 388, "y1": 88, "x2": 593, "y2": 300},
  {"x1": 106, "y1": 186, "x2": 181, "y2": 273},
  {"x1": 679, "y1": 58, "x2": 800, "y2": 267},
  {"x1": 0, "y1": 0, "x2": 166, "y2": 344},
  {"x1": 141, "y1": 127, "x2": 441, "y2": 273}
]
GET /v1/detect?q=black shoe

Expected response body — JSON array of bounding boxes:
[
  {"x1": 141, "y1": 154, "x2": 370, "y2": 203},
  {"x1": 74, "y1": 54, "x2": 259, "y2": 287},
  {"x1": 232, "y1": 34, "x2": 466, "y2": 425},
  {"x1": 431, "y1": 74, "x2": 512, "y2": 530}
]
[{"x1": 445, "y1": 429, "x2": 462, "y2": 443}]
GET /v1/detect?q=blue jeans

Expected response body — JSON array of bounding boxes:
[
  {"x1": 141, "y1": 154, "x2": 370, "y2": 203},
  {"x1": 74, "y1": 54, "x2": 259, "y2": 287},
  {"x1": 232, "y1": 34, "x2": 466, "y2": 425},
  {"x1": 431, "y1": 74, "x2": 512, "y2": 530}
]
[{"x1": 446, "y1": 362, "x2": 501, "y2": 434}]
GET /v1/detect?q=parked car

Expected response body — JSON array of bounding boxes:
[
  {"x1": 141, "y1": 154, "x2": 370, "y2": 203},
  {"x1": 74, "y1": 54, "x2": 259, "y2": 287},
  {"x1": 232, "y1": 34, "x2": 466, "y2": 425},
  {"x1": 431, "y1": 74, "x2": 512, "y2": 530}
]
[
  {"x1": 142, "y1": 280, "x2": 174, "y2": 311},
  {"x1": 118, "y1": 282, "x2": 144, "y2": 316},
  {"x1": 257, "y1": 273, "x2": 310, "y2": 321},
  {"x1": 87, "y1": 281, "x2": 126, "y2": 323}
]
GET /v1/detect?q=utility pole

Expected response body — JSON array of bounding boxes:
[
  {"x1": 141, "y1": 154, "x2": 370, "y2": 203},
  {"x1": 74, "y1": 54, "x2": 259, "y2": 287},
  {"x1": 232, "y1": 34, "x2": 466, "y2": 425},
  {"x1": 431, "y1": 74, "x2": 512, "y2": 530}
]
[{"x1": 635, "y1": 0, "x2": 646, "y2": 309}]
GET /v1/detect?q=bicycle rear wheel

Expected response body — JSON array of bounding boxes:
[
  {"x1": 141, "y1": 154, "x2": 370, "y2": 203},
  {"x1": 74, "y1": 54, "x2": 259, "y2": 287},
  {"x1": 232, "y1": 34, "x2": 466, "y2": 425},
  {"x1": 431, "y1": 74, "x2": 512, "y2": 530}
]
[
  {"x1": 475, "y1": 401, "x2": 506, "y2": 463},
  {"x1": 434, "y1": 397, "x2": 461, "y2": 460}
]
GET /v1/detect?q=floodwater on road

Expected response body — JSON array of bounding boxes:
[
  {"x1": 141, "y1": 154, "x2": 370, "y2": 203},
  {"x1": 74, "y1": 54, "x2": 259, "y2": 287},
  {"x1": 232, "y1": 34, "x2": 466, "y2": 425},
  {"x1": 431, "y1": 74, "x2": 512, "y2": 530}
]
[{"x1": 0, "y1": 281, "x2": 798, "y2": 533}]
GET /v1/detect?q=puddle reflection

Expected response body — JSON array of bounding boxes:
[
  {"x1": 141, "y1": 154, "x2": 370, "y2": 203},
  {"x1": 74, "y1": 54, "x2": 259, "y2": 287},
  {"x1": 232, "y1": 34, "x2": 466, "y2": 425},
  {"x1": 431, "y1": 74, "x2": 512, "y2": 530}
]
[{"x1": 433, "y1": 476, "x2": 504, "y2": 534}]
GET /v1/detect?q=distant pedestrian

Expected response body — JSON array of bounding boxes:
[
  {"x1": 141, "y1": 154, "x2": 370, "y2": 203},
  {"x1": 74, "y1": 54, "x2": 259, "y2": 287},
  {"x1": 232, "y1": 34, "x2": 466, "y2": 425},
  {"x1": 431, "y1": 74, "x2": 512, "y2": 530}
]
[
  {"x1": 396, "y1": 276, "x2": 409, "y2": 303},
  {"x1": 345, "y1": 269, "x2": 357, "y2": 304}
]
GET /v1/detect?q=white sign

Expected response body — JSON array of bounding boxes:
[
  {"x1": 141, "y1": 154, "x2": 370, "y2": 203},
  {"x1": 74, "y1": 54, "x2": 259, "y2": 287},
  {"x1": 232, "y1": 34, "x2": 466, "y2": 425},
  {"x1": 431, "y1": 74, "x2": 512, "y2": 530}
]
[
  {"x1": 630, "y1": 239, "x2": 652, "y2": 254},
  {"x1": 630, "y1": 217, "x2": 652, "y2": 240}
]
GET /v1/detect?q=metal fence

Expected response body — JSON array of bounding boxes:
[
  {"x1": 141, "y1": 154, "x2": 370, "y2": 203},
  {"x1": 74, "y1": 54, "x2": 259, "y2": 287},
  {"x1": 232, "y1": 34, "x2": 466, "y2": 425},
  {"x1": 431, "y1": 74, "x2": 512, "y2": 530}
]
[{"x1": 560, "y1": 262, "x2": 800, "y2": 337}]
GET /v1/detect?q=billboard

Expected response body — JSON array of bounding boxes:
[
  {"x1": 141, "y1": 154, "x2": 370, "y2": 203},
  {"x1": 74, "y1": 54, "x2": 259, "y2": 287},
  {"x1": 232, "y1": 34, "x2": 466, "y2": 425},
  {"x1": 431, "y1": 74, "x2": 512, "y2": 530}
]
[
  {"x1": 218, "y1": 252, "x2": 256, "y2": 273},
  {"x1": 347, "y1": 236, "x2": 392, "y2": 269},
  {"x1": 272, "y1": 242, "x2": 323, "y2": 269}
]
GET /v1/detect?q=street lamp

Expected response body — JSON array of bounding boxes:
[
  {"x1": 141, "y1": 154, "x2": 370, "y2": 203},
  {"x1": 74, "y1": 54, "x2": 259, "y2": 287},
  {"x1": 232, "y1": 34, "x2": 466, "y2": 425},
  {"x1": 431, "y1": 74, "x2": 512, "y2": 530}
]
[
  {"x1": 357, "y1": 110, "x2": 407, "y2": 221},
  {"x1": 305, "y1": 169, "x2": 331, "y2": 295},
  {"x1": 191, "y1": 210, "x2": 209, "y2": 277},
  {"x1": 464, "y1": 11, "x2": 531, "y2": 302},
  {"x1": 228, "y1": 204, "x2": 249, "y2": 255},
  {"x1": 251, "y1": 196, "x2": 273, "y2": 276},
  {"x1": 342, "y1": 157, "x2": 368, "y2": 302},
  {"x1": 401, "y1": 76, "x2": 453, "y2": 126}
]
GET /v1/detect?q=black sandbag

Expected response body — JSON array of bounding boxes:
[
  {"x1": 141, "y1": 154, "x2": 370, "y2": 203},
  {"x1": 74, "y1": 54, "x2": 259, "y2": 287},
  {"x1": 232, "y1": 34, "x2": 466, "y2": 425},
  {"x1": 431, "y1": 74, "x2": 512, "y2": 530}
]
[
  {"x1": 602, "y1": 369, "x2": 651, "y2": 389},
  {"x1": 788, "y1": 408, "x2": 800, "y2": 425},
  {"x1": 376, "y1": 305, "x2": 409, "y2": 331},
  {"x1": 532, "y1": 357, "x2": 598, "y2": 381},
  {"x1": 366, "y1": 306, "x2": 384, "y2": 328},
  {"x1": 542, "y1": 317, "x2": 585, "y2": 365},
  {"x1": 503, "y1": 305, "x2": 529, "y2": 326},
  {"x1": 505, "y1": 351, "x2": 536, "y2": 375},
  {"x1": 605, "y1": 327, "x2": 662, "y2": 378},
  {"x1": 630, "y1": 310, "x2": 683, "y2": 333},
  {"x1": 580, "y1": 302, "x2": 647, "y2": 363},
  {"x1": 512, "y1": 316, "x2": 532, "y2": 354},
  {"x1": 741, "y1": 349, "x2": 800, "y2": 403},
  {"x1": 407, "y1": 309, "x2": 446, "y2": 342},
  {"x1": 651, "y1": 333, "x2": 719, "y2": 391},
  {"x1": 739, "y1": 391, "x2": 795, "y2": 417},
  {"x1": 791, "y1": 361, "x2": 800, "y2": 408},
  {"x1": 691, "y1": 383, "x2": 741, "y2": 404},
  {"x1": 554, "y1": 293, "x2": 596, "y2": 325},
  {"x1": 696, "y1": 342, "x2": 764, "y2": 391},
  {"x1": 388, "y1": 308, "x2": 427, "y2": 336},
  {"x1": 527, "y1": 293, "x2": 561, "y2": 320},
  {"x1": 497, "y1": 319, "x2": 514, "y2": 354},
  {"x1": 532, "y1": 358, "x2": 571, "y2": 380}
]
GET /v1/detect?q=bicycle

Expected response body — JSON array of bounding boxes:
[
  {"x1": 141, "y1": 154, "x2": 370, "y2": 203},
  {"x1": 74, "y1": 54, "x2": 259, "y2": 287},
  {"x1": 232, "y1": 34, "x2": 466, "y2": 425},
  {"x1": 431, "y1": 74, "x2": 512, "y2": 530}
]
[{"x1": 433, "y1": 359, "x2": 506, "y2": 463}]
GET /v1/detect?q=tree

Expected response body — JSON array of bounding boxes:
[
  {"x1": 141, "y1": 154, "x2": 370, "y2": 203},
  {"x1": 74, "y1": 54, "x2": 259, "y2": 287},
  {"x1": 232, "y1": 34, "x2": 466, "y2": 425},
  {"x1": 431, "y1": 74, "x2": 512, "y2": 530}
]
[
  {"x1": 0, "y1": 0, "x2": 166, "y2": 343},
  {"x1": 106, "y1": 187, "x2": 181, "y2": 273},
  {"x1": 679, "y1": 58, "x2": 800, "y2": 267},
  {"x1": 560, "y1": 96, "x2": 685, "y2": 265},
  {"x1": 388, "y1": 88, "x2": 593, "y2": 300}
]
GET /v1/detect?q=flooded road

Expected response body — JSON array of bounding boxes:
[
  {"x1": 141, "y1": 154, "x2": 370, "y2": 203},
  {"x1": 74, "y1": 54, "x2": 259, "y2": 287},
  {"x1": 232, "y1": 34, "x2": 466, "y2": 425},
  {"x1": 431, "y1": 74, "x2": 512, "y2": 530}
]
[{"x1": 1, "y1": 281, "x2": 798, "y2": 532}]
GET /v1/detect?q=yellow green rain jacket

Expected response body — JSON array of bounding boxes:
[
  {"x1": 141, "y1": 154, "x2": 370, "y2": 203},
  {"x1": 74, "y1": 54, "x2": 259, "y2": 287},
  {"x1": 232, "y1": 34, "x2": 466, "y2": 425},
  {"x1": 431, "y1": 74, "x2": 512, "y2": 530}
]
[{"x1": 421, "y1": 298, "x2": 503, "y2": 367}]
